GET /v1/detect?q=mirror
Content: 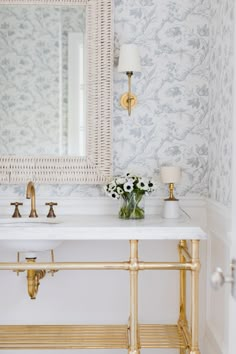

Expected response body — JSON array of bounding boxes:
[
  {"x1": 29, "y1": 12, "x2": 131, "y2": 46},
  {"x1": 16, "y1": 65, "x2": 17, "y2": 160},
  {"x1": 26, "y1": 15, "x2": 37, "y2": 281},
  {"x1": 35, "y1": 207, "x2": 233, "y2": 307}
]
[
  {"x1": 0, "y1": 0, "x2": 113, "y2": 184},
  {"x1": 0, "y1": 4, "x2": 86, "y2": 156}
]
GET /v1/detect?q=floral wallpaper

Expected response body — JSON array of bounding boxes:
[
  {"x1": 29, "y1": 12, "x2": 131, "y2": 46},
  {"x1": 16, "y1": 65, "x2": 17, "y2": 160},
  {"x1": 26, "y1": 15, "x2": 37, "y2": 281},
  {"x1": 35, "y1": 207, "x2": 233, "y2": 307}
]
[
  {"x1": 0, "y1": 0, "x2": 212, "y2": 199},
  {"x1": 208, "y1": 0, "x2": 234, "y2": 207}
]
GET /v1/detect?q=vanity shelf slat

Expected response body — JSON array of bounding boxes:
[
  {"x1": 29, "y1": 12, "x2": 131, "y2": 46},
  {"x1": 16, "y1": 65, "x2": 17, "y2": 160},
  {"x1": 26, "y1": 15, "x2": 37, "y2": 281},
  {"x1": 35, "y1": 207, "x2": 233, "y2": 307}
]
[{"x1": 0, "y1": 324, "x2": 187, "y2": 350}]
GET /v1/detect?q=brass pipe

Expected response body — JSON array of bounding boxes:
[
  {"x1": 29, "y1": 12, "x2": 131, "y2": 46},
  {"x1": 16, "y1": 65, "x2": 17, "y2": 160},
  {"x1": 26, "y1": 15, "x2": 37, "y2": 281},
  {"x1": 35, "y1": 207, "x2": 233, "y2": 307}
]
[
  {"x1": 127, "y1": 72, "x2": 133, "y2": 116},
  {"x1": 179, "y1": 244, "x2": 192, "y2": 261},
  {"x1": 190, "y1": 240, "x2": 200, "y2": 354},
  {"x1": 129, "y1": 240, "x2": 140, "y2": 354},
  {"x1": 0, "y1": 261, "x2": 194, "y2": 271},
  {"x1": 178, "y1": 241, "x2": 189, "y2": 354},
  {"x1": 181, "y1": 322, "x2": 192, "y2": 349},
  {"x1": 179, "y1": 240, "x2": 187, "y2": 323},
  {"x1": 139, "y1": 262, "x2": 193, "y2": 271},
  {"x1": 26, "y1": 259, "x2": 46, "y2": 300},
  {"x1": 26, "y1": 181, "x2": 38, "y2": 218},
  {"x1": 0, "y1": 262, "x2": 131, "y2": 271}
]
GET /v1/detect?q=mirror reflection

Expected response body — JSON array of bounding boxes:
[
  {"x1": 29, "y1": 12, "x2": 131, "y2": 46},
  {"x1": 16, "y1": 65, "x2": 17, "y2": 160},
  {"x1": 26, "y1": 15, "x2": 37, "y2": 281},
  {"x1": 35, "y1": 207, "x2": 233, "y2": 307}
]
[{"x1": 0, "y1": 5, "x2": 86, "y2": 156}]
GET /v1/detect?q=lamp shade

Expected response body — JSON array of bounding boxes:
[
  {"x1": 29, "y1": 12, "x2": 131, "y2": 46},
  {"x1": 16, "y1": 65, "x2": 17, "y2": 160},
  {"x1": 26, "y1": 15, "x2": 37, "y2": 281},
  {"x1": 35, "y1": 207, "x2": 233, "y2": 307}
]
[
  {"x1": 118, "y1": 44, "x2": 141, "y2": 72},
  {"x1": 160, "y1": 166, "x2": 181, "y2": 184}
]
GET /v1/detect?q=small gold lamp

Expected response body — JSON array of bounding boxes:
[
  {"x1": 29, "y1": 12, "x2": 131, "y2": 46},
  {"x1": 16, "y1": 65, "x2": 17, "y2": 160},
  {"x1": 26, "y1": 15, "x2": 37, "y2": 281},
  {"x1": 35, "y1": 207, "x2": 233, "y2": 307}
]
[
  {"x1": 160, "y1": 166, "x2": 182, "y2": 219},
  {"x1": 118, "y1": 44, "x2": 141, "y2": 116},
  {"x1": 160, "y1": 166, "x2": 181, "y2": 200}
]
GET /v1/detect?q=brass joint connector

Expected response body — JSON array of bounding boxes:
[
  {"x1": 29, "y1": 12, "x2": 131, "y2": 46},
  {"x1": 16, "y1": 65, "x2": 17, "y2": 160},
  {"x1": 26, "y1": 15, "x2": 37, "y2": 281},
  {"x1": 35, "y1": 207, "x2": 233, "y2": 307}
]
[
  {"x1": 128, "y1": 350, "x2": 140, "y2": 354},
  {"x1": 191, "y1": 261, "x2": 201, "y2": 272},
  {"x1": 189, "y1": 349, "x2": 201, "y2": 354},
  {"x1": 129, "y1": 259, "x2": 139, "y2": 271}
]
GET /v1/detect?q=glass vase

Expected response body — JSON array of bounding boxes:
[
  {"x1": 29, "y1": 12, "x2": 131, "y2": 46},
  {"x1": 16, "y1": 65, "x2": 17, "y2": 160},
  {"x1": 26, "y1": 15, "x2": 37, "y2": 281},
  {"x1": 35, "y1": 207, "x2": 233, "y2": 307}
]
[{"x1": 119, "y1": 192, "x2": 145, "y2": 220}]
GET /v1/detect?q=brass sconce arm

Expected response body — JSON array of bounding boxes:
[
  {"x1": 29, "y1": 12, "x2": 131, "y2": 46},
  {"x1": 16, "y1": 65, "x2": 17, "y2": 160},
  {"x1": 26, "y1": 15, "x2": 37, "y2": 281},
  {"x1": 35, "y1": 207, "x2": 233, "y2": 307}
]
[
  {"x1": 120, "y1": 71, "x2": 137, "y2": 116},
  {"x1": 127, "y1": 71, "x2": 133, "y2": 116}
]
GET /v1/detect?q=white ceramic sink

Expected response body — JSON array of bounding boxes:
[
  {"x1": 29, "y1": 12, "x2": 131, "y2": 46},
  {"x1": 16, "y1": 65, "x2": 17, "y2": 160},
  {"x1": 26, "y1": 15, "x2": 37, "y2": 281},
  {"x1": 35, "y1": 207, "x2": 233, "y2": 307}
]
[
  {"x1": 0, "y1": 218, "x2": 60, "y2": 226},
  {"x1": 0, "y1": 218, "x2": 63, "y2": 253}
]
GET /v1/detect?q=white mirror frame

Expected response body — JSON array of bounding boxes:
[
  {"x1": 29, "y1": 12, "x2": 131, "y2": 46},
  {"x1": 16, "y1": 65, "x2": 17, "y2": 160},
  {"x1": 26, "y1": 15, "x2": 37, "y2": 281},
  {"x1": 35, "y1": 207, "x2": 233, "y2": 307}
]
[{"x1": 0, "y1": 0, "x2": 113, "y2": 184}]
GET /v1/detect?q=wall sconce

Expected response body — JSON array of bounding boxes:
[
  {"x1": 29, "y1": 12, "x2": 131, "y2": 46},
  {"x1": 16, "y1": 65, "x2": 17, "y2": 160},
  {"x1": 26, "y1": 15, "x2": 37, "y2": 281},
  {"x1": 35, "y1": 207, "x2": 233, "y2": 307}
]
[
  {"x1": 118, "y1": 44, "x2": 141, "y2": 116},
  {"x1": 160, "y1": 166, "x2": 182, "y2": 219}
]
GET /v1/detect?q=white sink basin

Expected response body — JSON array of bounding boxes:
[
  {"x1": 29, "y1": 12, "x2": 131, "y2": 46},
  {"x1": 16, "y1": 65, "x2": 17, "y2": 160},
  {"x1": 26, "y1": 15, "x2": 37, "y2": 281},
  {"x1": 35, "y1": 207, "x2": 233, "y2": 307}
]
[
  {"x1": 0, "y1": 218, "x2": 60, "y2": 226},
  {"x1": 0, "y1": 240, "x2": 63, "y2": 253},
  {"x1": 0, "y1": 218, "x2": 63, "y2": 253}
]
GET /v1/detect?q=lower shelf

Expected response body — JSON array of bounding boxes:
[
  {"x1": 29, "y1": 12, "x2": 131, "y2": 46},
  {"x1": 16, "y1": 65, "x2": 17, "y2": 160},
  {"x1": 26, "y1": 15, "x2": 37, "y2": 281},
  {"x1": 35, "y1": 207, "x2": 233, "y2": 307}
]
[{"x1": 0, "y1": 324, "x2": 187, "y2": 350}]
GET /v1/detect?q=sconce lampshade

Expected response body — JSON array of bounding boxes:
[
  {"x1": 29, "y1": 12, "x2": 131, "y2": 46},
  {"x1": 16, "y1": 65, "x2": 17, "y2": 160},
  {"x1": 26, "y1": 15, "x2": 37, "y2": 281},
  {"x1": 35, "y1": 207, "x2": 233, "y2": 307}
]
[
  {"x1": 160, "y1": 166, "x2": 181, "y2": 184},
  {"x1": 118, "y1": 44, "x2": 141, "y2": 72}
]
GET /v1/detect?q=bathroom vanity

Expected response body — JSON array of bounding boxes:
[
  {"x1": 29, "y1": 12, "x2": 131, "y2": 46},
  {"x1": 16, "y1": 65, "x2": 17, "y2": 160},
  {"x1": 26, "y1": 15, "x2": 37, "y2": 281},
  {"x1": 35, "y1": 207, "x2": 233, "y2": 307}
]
[{"x1": 0, "y1": 215, "x2": 206, "y2": 354}]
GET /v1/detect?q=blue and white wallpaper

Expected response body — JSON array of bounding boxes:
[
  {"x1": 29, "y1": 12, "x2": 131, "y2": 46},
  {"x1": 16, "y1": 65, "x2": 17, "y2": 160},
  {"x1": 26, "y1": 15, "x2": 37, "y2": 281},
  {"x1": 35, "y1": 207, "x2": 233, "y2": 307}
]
[
  {"x1": 113, "y1": 0, "x2": 209, "y2": 199},
  {"x1": 0, "y1": 0, "x2": 233, "y2": 204},
  {"x1": 208, "y1": 0, "x2": 234, "y2": 206}
]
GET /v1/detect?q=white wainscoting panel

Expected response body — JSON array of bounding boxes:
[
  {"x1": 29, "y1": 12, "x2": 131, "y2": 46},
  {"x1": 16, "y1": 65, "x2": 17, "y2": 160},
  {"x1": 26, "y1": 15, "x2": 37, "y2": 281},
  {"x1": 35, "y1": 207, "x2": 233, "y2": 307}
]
[{"x1": 205, "y1": 199, "x2": 232, "y2": 354}]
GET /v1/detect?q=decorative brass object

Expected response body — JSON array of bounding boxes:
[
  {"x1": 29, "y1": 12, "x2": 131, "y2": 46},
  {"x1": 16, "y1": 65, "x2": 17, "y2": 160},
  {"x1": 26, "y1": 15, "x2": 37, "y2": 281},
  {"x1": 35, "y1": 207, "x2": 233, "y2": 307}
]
[
  {"x1": 0, "y1": 240, "x2": 201, "y2": 353},
  {"x1": 14, "y1": 251, "x2": 58, "y2": 297},
  {"x1": 120, "y1": 72, "x2": 137, "y2": 116},
  {"x1": 10, "y1": 202, "x2": 23, "y2": 218},
  {"x1": 26, "y1": 258, "x2": 46, "y2": 300},
  {"x1": 165, "y1": 182, "x2": 179, "y2": 201},
  {"x1": 26, "y1": 181, "x2": 38, "y2": 218},
  {"x1": 45, "y1": 202, "x2": 58, "y2": 218}
]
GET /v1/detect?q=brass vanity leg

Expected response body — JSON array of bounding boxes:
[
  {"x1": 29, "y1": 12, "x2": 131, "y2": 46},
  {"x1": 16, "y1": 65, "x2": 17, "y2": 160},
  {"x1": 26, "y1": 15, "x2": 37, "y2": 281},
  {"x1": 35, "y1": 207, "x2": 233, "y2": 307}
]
[
  {"x1": 190, "y1": 240, "x2": 200, "y2": 354},
  {"x1": 129, "y1": 240, "x2": 140, "y2": 354},
  {"x1": 178, "y1": 240, "x2": 187, "y2": 354}
]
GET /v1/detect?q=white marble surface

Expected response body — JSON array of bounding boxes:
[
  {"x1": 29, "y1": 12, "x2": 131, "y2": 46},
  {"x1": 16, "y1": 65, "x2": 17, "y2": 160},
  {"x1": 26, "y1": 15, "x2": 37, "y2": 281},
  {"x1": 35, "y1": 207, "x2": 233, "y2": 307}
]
[{"x1": 0, "y1": 215, "x2": 207, "y2": 241}]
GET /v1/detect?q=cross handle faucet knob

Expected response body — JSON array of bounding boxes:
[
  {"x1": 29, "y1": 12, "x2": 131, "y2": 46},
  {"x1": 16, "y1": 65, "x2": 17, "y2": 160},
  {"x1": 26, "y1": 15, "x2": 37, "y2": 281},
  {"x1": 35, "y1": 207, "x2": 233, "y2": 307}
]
[
  {"x1": 45, "y1": 202, "x2": 58, "y2": 218},
  {"x1": 11, "y1": 202, "x2": 23, "y2": 218}
]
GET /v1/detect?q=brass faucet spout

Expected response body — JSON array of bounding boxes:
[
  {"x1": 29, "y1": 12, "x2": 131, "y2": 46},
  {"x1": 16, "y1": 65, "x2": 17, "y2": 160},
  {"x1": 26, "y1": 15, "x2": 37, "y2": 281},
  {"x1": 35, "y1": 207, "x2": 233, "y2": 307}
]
[{"x1": 26, "y1": 181, "x2": 38, "y2": 218}]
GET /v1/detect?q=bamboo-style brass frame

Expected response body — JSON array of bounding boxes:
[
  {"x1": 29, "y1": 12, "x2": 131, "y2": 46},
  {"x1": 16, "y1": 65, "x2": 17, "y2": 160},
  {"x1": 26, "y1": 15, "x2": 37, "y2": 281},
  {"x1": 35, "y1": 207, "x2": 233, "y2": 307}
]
[{"x1": 0, "y1": 240, "x2": 201, "y2": 353}]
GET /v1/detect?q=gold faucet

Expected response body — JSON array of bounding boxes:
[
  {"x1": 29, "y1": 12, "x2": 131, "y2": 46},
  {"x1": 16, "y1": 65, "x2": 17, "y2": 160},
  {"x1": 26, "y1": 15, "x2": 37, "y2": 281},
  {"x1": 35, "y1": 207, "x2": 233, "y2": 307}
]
[{"x1": 26, "y1": 181, "x2": 38, "y2": 218}]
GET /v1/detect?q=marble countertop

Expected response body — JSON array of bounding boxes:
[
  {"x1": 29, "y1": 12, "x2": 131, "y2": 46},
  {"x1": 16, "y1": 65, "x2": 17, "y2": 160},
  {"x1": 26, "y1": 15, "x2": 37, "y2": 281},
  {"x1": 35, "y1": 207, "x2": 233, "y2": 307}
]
[{"x1": 0, "y1": 215, "x2": 207, "y2": 241}]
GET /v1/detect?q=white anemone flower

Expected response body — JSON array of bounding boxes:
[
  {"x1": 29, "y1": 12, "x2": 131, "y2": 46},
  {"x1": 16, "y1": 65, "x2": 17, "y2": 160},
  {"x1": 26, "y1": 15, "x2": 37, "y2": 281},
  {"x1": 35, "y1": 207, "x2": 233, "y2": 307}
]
[
  {"x1": 148, "y1": 180, "x2": 156, "y2": 192},
  {"x1": 124, "y1": 180, "x2": 134, "y2": 193},
  {"x1": 108, "y1": 180, "x2": 117, "y2": 190},
  {"x1": 137, "y1": 179, "x2": 149, "y2": 191},
  {"x1": 110, "y1": 191, "x2": 120, "y2": 199},
  {"x1": 117, "y1": 187, "x2": 124, "y2": 195},
  {"x1": 115, "y1": 177, "x2": 126, "y2": 185}
]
